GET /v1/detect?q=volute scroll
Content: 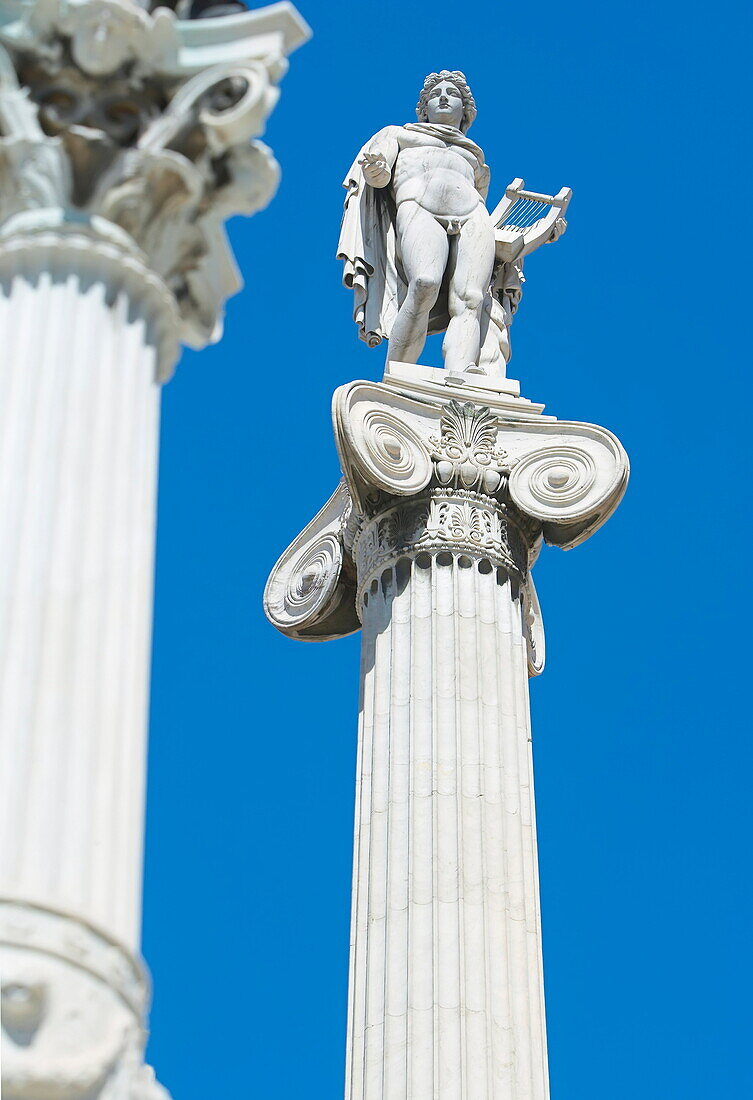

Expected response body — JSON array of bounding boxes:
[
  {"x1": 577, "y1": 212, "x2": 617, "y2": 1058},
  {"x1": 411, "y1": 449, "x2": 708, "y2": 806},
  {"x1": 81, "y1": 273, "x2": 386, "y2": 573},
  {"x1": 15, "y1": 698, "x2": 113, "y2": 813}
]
[
  {"x1": 333, "y1": 382, "x2": 434, "y2": 512},
  {"x1": 508, "y1": 425, "x2": 629, "y2": 549},
  {"x1": 264, "y1": 483, "x2": 360, "y2": 642}
]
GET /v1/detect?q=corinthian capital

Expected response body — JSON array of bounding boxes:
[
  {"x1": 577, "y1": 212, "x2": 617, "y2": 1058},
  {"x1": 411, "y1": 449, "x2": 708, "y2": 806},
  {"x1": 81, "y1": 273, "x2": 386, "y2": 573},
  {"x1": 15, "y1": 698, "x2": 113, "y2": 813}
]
[{"x1": 0, "y1": 0, "x2": 310, "y2": 372}]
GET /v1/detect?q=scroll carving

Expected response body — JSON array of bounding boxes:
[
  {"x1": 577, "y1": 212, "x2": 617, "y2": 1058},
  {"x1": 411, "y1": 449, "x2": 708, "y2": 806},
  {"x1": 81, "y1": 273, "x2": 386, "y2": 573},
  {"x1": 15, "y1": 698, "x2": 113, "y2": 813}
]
[
  {"x1": 268, "y1": 372, "x2": 628, "y2": 650},
  {"x1": 264, "y1": 483, "x2": 359, "y2": 642},
  {"x1": 507, "y1": 432, "x2": 629, "y2": 548}
]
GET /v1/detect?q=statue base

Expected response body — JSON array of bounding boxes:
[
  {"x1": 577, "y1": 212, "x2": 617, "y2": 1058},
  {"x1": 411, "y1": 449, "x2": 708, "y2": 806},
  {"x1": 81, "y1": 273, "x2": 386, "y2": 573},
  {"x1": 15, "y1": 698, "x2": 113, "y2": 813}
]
[{"x1": 384, "y1": 360, "x2": 547, "y2": 416}]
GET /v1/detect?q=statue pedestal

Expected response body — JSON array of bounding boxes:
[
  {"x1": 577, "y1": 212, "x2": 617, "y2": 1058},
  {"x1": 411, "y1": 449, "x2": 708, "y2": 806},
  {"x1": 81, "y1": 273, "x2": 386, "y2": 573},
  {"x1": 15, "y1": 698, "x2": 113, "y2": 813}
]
[
  {"x1": 388, "y1": 360, "x2": 523, "y2": 399},
  {"x1": 266, "y1": 363, "x2": 628, "y2": 1097}
]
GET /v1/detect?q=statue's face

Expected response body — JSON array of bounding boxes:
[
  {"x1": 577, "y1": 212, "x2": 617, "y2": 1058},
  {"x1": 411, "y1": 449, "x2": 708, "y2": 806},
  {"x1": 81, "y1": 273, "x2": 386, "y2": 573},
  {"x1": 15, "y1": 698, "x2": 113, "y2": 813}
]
[{"x1": 425, "y1": 80, "x2": 465, "y2": 129}]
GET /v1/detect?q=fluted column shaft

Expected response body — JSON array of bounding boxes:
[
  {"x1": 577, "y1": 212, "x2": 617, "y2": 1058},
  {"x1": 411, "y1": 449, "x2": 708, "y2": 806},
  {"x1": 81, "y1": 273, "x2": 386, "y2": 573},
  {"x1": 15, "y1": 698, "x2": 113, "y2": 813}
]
[
  {"x1": 346, "y1": 527, "x2": 548, "y2": 1097},
  {"x1": 0, "y1": 234, "x2": 175, "y2": 951}
]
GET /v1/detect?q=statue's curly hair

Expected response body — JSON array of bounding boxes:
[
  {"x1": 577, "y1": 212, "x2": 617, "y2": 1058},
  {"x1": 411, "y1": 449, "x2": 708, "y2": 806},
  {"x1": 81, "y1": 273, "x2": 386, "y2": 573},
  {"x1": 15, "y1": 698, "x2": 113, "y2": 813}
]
[{"x1": 416, "y1": 70, "x2": 477, "y2": 132}]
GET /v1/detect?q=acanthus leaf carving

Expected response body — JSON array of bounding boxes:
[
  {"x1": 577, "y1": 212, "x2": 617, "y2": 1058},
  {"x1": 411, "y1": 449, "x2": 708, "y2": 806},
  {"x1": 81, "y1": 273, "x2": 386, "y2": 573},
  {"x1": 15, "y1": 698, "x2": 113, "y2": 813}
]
[
  {"x1": 0, "y1": 44, "x2": 71, "y2": 219},
  {"x1": 24, "y1": 0, "x2": 180, "y2": 79},
  {"x1": 0, "y1": 0, "x2": 309, "y2": 358}
]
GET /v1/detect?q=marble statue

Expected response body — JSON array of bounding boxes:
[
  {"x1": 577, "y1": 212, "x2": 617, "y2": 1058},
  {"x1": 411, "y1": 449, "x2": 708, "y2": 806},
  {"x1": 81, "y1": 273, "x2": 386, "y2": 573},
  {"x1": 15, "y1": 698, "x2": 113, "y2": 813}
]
[{"x1": 338, "y1": 69, "x2": 571, "y2": 377}]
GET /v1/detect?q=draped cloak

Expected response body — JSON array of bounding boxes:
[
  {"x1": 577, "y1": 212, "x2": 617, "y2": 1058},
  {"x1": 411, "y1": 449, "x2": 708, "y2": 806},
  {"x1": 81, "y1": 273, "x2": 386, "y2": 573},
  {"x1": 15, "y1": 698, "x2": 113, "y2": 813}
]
[{"x1": 337, "y1": 122, "x2": 494, "y2": 348}]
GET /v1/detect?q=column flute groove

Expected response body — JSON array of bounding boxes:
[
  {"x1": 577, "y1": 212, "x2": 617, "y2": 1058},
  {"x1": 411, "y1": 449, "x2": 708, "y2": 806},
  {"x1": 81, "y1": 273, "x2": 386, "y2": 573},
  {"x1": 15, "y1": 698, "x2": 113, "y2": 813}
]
[
  {"x1": 409, "y1": 554, "x2": 435, "y2": 1096},
  {"x1": 348, "y1": 538, "x2": 549, "y2": 1098}
]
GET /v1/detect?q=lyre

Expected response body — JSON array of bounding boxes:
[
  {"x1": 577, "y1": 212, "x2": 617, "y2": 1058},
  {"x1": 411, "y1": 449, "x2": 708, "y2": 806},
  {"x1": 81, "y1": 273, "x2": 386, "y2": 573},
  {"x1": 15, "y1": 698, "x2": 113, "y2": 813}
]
[{"x1": 490, "y1": 178, "x2": 572, "y2": 263}]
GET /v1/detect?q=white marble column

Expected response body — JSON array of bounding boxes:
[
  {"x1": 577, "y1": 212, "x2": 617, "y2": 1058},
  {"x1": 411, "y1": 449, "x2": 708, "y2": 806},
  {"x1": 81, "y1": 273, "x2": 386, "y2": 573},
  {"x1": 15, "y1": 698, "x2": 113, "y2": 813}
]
[
  {"x1": 348, "y1": 545, "x2": 547, "y2": 1098},
  {"x1": 266, "y1": 363, "x2": 629, "y2": 1098},
  {"x1": 0, "y1": 2, "x2": 310, "y2": 1095},
  {"x1": 0, "y1": 233, "x2": 171, "y2": 951}
]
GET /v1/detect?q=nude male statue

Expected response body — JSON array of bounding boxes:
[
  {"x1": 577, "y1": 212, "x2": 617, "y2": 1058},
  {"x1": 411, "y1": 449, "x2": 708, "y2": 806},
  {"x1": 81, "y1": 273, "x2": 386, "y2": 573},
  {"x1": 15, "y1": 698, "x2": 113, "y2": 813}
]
[{"x1": 338, "y1": 70, "x2": 512, "y2": 374}]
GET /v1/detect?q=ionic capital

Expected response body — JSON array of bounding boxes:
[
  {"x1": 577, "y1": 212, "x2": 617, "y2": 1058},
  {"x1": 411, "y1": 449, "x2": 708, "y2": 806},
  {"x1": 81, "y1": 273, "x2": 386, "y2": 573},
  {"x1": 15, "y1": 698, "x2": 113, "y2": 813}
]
[{"x1": 265, "y1": 364, "x2": 629, "y2": 657}]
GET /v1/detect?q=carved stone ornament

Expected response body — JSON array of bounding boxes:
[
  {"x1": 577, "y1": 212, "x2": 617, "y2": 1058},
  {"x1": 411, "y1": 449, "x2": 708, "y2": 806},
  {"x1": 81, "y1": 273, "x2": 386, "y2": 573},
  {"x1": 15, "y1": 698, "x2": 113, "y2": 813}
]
[
  {"x1": 353, "y1": 488, "x2": 530, "y2": 598},
  {"x1": 338, "y1": 68, "x2": 572, "y2": 378},
  {"x1": 0, "y1": 0, "x2": 310, "y2": 376},
  {"x1": 429, "y1": 398, "x2": 510, "y2": 494},
  {"x1": 265, "y1": 362, "x2": 629, "y2": 672},
  {"x1": 0, "y1": 899, "x2": 167, "y2": 1099}
]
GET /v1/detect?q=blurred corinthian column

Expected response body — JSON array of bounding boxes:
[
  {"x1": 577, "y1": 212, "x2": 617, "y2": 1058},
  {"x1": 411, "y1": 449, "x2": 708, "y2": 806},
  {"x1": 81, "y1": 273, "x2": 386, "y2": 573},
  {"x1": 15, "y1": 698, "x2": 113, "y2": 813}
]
[{"x1": 0, "y1": 1, "x2": 309, "y2": 1094}]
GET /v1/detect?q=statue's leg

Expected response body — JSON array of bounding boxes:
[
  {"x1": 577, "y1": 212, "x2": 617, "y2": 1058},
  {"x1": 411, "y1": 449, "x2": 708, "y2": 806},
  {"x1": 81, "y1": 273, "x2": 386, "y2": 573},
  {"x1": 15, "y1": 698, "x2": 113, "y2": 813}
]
[
  {"x1": 478, "y1": 294, "x2": 510, "y2": 372},
  {"x1": 443, "y1": 207, "x2": 496, "y2": 372},
  {"x1": 387, "y1": 202, "x2": 448, "y2": 365}
]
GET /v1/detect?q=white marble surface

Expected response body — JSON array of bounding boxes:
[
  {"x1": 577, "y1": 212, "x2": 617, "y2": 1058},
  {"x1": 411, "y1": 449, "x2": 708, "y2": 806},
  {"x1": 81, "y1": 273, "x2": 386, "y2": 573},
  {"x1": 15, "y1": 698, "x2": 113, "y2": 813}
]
[
  {"x1": 0, "y1": 241, "x2": 162, "y2": 951},
  {"x1": 0, "y1": 239, "x2": 165, "y2": 1096},
  {"x1": 0, "y1": 1, "x2": 310, "y2": 1095},
  {"x1": 266, "y1": 362, "x2": 628, "y2": 1097},
  {"x1": 0, "y1": 0, "x2": 311, "y2": 372},
  {"x1": 348, "y1": 546, "x2": 548, "y2": 1099},
  {"x1": 338, "y1": 71, "x2": 570, "y2": 377},
  {"x1": 0, "y1": 900, "x2": 167, "y2": 1100}
]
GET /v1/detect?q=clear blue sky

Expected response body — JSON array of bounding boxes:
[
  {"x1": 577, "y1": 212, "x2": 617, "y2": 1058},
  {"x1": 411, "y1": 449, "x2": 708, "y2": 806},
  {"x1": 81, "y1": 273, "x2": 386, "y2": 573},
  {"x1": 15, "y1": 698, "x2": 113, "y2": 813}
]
[{"x1": 143, "y1": 1, "x2": 752, "y2": 1095}]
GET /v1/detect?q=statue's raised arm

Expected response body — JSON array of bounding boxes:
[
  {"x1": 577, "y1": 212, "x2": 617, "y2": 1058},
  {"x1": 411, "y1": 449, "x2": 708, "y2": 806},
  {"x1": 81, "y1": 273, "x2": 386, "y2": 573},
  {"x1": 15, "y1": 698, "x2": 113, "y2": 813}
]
[{"x1": 337, "y1": 69, "x2": 571, "y2": 379}]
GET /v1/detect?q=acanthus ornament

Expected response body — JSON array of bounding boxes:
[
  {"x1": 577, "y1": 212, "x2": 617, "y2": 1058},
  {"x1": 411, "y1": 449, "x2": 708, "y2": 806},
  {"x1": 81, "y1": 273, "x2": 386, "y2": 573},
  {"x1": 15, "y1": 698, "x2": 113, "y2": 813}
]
[
  {"x1": 17, "y1": 0, "x2": 180, "y2": 78},
  {"x1": 0, "y1": 0, "x2": 310, "y2": 366}
]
